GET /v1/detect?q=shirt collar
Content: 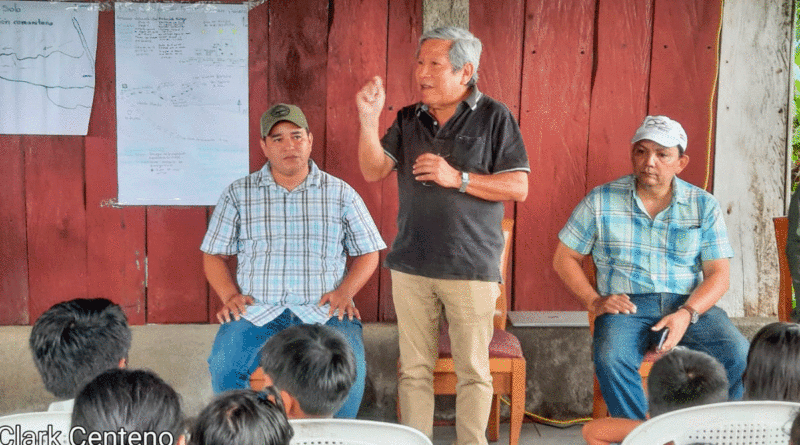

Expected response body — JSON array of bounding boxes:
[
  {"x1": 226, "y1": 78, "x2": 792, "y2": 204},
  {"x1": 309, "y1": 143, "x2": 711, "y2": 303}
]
[
  {"x1": 415, "y1": 86, "x2": 483, "y2": 116},
  {"x1": 257, "y1": 160, "x2": 322, "y2": 189},
  {"x1": 626, "y1": 174, "x2": 690, "y2": 206}
]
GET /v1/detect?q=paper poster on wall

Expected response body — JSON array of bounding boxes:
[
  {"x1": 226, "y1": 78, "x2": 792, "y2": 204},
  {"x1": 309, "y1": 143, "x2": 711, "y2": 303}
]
[
  {"x1": 0, "y1": 1, "x2": 98, "y2": 135},
  {"x1": 116, "y1": 2, "x2": 248, "y2": 206}
]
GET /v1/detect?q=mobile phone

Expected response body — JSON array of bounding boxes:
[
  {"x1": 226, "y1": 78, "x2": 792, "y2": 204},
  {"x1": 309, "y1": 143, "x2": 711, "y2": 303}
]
[{"x1": 656, "y1": 327, "x2": 670, "y2": 351}]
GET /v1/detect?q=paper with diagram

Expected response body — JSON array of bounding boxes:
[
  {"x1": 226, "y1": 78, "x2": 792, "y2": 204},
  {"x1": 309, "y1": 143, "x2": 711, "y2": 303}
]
[
  {"x1": 0, "y1": 1, "x2": 98, "y2": 135},
  {"x1": 116, "y1": 2, "x2": 248, "y2": 206}
]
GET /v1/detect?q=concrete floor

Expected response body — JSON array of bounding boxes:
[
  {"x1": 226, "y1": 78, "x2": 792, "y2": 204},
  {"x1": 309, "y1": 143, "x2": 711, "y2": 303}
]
[{"x1": 432, "y1": 423, "x2": 584, "y2": 445}]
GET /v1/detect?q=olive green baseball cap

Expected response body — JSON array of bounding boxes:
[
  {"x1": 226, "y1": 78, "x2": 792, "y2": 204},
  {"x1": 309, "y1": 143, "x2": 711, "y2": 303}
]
[{"x1": 260, "y1": 103, "x2": 309, "y2": 137}]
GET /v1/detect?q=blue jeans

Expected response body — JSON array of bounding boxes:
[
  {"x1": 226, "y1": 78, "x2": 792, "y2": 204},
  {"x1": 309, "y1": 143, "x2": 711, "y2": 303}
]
[
  {"x1": 593, "y1": 293, "x2": 749, "y2": 420},
  {"x1": 207, "y1": 309, "x2": 366, "y2": 418}
]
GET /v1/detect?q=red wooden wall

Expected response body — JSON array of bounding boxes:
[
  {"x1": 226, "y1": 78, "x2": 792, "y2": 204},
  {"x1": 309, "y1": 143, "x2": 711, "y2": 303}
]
[{"x1": 0, "y1": 0, "x2": 722, "y2": 325}]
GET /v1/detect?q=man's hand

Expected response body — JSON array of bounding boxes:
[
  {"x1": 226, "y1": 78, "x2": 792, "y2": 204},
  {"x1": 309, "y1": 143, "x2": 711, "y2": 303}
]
[
  {"x1": 356, "y1": 76, "x2": 386, "y2": 129},
  {"x1": 319, "y1": 290, "x2": 360, "y2": 321},
  {"x1": 413, "y1": 153, "x2": 460, "y2": 188},
  {"x1": 216, "y1": 293, "x2": 254, "y2": 324},
  {"x1": 650, "y1": 309, "x2": 692, "y2": 351},
  {"x1": 591, "y1": 294, "x2": 638, "y2": 316}
]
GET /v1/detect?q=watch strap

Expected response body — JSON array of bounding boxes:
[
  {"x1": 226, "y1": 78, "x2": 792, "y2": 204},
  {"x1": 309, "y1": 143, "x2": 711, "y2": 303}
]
[
  {"x1": 679, "y1": 304, "x2": 700, "y2": 324},
  {"x1": 458, "y1": 171, "x2": 469, "y2": 193}
]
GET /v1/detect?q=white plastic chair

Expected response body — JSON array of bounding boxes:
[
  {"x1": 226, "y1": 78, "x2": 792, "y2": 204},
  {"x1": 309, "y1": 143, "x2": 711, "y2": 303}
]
[
  {"x1": 289, "y1": 418, "x2": 432, "y2": 445},
  {"x1": 621, "y1": 400, "x2": 800, "y2": 445},
  {"x1": 0, "y1": 411, "x2": 73, "y2": 445}
]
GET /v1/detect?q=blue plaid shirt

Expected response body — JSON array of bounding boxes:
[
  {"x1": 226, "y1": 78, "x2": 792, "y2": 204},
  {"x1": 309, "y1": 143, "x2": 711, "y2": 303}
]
[
  {"x1": 559, "y1": 174, "x2": 734, "y2": 296},
  {"x1": 200, "y1": 161, "x2": 386, "y2": 326}
]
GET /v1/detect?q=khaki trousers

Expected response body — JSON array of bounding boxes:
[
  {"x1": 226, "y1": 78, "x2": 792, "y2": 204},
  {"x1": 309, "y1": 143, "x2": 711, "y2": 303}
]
[{"x1": 392, "y1": 270, "x2": 499, "y2": 445}]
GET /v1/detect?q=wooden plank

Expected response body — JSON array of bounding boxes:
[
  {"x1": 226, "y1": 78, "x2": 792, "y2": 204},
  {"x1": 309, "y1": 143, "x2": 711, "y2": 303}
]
[
  {"x1": 379, "y1": 0, "x2": 423, "y2": 321},
  {"x1": 586, "y1": 0, "x2": 654, "y2": 189},
  {"x1": 515, "y1": 0, "x2": 596, "y2": 311},
  {"x1": 267, "y1": 0, "x2": 329, "y2": 169},
  {"x1": 470, "y1": 0, "x2": 524, "y2": 309},
  {"x1": 469, "y1": 0, "x2": 524, "y2": 119},
  {"x1": 85, "y1": 11, "x2": 147, "y2": 325},
  {"x1": 25, "y1": 136, "x2": 88, "y2": 322},
  {"x1": 714, "y1": 0, "x2": 792, "y2": 317},
  {"x1": 0, "y1": 136, "x2": 29, "y2": 325},
  {"x1": 248, "y1": 2, "x2": 270, "y2": 173},
  {"x1": 86, "y1": 138, "x2": 147, "y2": 325},
  {"x1": 649, "y1": 0, "x2": 722, "y2": 190},
  {"x1": 326, "y1": 0, "x2": 389, "y2": 322},
  {"x1": 146, "y1": 207, "x2": 208, "y2": 323}
]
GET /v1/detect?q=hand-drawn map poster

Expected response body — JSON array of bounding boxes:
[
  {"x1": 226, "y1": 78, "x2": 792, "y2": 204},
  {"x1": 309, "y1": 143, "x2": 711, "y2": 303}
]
[
  {"x1": 0, "y1": 2, "x2": 98, "y2": 135},
  {"x1": 116, "y1": 2, "x2": 248, "y2": 206}
]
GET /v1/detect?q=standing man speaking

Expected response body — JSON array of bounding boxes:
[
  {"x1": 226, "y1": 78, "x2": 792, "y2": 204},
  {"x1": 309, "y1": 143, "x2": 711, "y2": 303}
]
[{"x1": 356, "y1": 27, "x2": 529, "y2": 445}]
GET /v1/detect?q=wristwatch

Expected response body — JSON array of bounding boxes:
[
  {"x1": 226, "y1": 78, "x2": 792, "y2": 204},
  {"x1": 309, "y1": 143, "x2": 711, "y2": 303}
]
[
  {"x1": 458, "y1": 171, "x2": 470, "y2": 193},
  {"x1": 679, "y1": 304, "x2": 700, "y2": 324}
]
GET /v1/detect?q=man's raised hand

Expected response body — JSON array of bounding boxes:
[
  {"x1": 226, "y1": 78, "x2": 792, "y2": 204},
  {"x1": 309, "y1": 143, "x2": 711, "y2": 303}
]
[{"x1": 356, "y1": 76, "x2": 386, "y2": 128}]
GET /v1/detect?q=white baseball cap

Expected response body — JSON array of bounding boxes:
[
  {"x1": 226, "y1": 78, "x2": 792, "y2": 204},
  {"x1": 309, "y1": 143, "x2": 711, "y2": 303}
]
[{"x1": 631, "y1": 115, "x2": 687, "y2": 152}]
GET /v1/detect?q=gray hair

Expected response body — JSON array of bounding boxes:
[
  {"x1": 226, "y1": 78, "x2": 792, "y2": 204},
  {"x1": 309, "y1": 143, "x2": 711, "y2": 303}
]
[{"x1": 418, "y1": 26, "x2": 482, "y2": 87}]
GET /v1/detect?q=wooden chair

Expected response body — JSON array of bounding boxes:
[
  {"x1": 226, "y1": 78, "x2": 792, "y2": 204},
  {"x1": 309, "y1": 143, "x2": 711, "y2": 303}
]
[
  {"x1": 585, "y1": 260, "x2": 665, "y2": 419},
  {"x1": 773, "y1": 216, "x2": 793, "y2": 322},
  {"x1": 398, "y1": 219, "x2": 525, "y2": 445}
]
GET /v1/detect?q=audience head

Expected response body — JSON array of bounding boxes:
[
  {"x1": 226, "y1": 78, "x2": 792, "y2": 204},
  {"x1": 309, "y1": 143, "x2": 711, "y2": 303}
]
[
  {"x1": 647, "y1": 348, "x2": 728, "y2": 417},
  {"x1": 71, "y1": 369, "x2": 183, "y2": 445},
  {"x1": 743, "y1": 322, "x2": 800, "y2": 401},
  {"x1": 30, "y1": 298, "x2": 131, "y2": 399},
  {"x1": 189, "y1": 388, "x2": 293, "y2": 445},
  {"x1": 791, "y1": 410, "x2": 800, "y2": 445},
  {"x1": 259, "y1": 324, "x2": 356, "y2": 418}
]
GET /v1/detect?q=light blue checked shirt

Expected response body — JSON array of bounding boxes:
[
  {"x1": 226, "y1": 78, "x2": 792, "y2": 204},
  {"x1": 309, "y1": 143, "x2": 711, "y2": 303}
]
[
  {"x1": 559, "y1": 174, "x2": 734, "y2": 296},
  {"x1": 200, "y1": 161, "x2": 386, "y2": 326}
]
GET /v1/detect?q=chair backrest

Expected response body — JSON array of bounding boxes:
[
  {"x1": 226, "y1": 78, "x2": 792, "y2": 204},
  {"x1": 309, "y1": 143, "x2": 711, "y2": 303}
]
[
  {"x1": 583, "y1": 257, "x2": 599, "y2": 333},
  {"x1": 774, "y1": 216, "x2": 793, "y2": 322},
  {"x1": 495, "y1": 218, "x2": 514, "y2": 330},
  {"x1": 289, "y1": 418, "x2": 432, "y2": 445},
  {"x1": 621, "y1": 400, "x2": 800, "y2": 445},
  {"x1": 0, "y1": 411, "x2": 73, "y2": 445}
]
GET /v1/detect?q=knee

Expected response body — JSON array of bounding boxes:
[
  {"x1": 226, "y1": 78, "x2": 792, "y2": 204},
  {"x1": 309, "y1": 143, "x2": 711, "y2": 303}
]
[{"x1": 593, "y1": 341, "x2": 639, "y2": 374}]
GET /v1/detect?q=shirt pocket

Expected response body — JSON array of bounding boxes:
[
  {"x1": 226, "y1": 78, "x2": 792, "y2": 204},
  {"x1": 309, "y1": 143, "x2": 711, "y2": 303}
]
[
  {"x1": 238, "y1": 238, "x2": 271, "y2": 262},
  {"x1": 450, "y1": 135, "x2": 488, "y2": 173},
  {"x1": 667, "y1": 224, "x2": 701, "y2": 265}
]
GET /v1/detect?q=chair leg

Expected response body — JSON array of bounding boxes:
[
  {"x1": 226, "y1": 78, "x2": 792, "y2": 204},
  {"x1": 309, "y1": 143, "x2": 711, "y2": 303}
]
[
  {"x1": 592, "y1": 375, "x2": 608, "y2": 418},
  {"x1": 508, "y1": 360, "x2": 525, "y2": 445},
  {"x1": 487, "y1": 395, "x2": 500, "y2": 442}
]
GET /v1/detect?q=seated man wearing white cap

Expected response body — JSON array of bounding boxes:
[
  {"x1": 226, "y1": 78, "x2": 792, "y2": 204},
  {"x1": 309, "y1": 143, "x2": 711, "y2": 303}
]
[{"x1": 552, "y1": 115, "x2": 749, "y2": 419}]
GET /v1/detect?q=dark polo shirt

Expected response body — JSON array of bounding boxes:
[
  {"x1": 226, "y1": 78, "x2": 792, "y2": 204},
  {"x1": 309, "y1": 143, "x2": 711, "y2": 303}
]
[{"x1": 380, "y1": 88, "x2": 529, "y2": 282}]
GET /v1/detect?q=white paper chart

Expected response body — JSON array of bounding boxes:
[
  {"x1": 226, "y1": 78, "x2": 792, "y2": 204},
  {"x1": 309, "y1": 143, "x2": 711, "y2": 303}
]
[
  {"x1": 0, "y1": 1, "x2": 98, "y2": 135},
  {"x1": 116, "y1": 2, "x2": 248, "y2": 206}
]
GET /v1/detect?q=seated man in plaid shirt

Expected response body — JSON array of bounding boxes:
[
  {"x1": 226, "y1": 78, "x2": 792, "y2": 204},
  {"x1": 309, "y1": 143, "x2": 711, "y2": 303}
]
[
  {"x1": 552, "y1": 115, "x2": 748, "y2": 420},
  {"x1": 201, "y1": 103, "x2": 386, "y2": 418}
]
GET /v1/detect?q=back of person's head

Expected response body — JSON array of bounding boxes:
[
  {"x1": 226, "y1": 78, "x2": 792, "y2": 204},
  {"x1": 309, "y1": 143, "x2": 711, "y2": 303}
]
[
  {"x1": 647, "y1": 348, "x2": 728, "y2": 417},
  {"x1": 29, "y1": 298, "x2": 131, "y2": 399},
  {"x1": 71, "y1": 369, "x2": 182, "y2": 445},
  {"x1": 743, "y1": 322, "x2": 800, "y2": 401},
  {"x1": 791, "y1": 409, "x2": 800, "y2": 445},
  {"x1": 259, "y1": 324, "x2": 355, "y2": 417},
  {"x1": 189, "y1": 388, "x2": 293, "y2": 445}
]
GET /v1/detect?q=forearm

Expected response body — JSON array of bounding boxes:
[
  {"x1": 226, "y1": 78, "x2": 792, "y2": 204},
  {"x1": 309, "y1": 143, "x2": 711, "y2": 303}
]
[
  {"x1": 358, "y1": 125, "x2": 393, "y2": 182},
  {"x1": 552, "y1": 243, "x2": 601, "y2": 310},
  {"x1": 203, "y1": 253, "x2": 241, "y2": 302},
  {"x1": 335, "y1": 251, "x2": 380, "y2": 299},
  {"x1": 685, "y1": 265, "x2": 729, "y2": 314},
  {"x1": 462, "y1": 171, "x2": 528, "y2": 202},
  {"x1": 676, "y1": 258, "x2": 731, "y2": 317}
]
